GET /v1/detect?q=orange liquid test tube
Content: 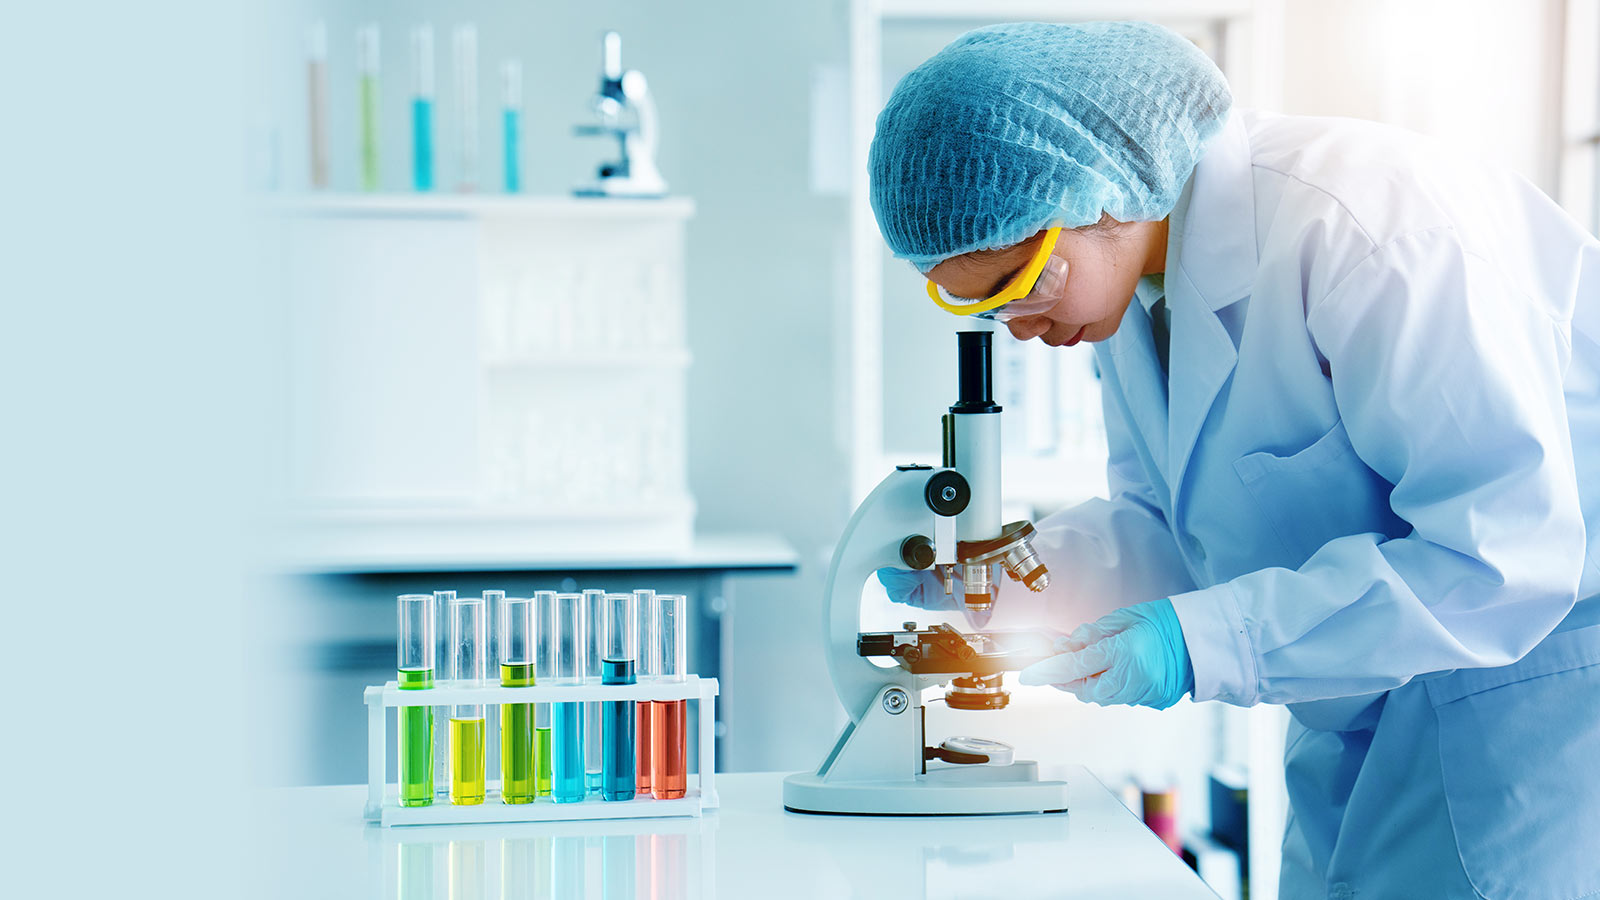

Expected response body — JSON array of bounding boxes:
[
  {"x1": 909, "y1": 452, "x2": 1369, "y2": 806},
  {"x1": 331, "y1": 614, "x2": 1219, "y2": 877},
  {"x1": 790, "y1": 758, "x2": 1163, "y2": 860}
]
[
  {"x1": 652, "y1": 594, "x2": 689, "y2": 800},
  {"x1": 634, "y1": 589, "x2": 656, "y2": 794},
  {"x1": 651, "y1": 699, "x2": 687, "y2": 799}
]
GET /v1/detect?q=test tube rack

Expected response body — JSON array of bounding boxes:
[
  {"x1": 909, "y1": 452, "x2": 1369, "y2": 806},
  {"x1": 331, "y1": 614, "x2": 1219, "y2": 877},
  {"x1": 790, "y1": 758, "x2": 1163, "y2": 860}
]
[{"x1": 364, "y1": 676, "x2": 718, "y2": 827}]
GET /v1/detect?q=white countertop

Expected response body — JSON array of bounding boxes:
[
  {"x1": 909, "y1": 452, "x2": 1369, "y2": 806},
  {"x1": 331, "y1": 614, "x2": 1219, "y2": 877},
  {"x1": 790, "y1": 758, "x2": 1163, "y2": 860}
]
[{"x1": 251, "y1": 768, "x2": 1217, "y2": 899}]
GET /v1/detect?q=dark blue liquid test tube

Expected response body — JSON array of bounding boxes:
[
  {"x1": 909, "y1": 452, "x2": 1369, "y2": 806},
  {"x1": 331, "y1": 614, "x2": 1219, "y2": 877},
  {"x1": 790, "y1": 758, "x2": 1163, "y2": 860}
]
[{"x1": 602, "y1": 657, "x2": 636, "y2": 800}]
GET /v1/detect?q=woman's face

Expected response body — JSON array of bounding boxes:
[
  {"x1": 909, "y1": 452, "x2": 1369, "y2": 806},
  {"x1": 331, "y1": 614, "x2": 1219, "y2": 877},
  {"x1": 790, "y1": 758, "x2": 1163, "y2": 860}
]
[{"x1": 926, "y1": 219, "x2": 1168, "y2": 346}]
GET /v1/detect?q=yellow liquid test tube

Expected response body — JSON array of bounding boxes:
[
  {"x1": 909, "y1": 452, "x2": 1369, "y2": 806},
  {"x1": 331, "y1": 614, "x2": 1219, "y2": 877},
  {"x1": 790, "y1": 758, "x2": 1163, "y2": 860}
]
[{"x1": 449, "y1": 594, "x2": 487, "y2": 805}]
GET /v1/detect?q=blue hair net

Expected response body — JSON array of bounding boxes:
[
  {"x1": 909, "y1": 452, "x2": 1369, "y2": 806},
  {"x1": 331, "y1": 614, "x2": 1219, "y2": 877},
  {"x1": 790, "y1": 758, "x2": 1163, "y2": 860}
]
[{"x1": 869, "y1": 21, "x2": 1232, "y2": 271}]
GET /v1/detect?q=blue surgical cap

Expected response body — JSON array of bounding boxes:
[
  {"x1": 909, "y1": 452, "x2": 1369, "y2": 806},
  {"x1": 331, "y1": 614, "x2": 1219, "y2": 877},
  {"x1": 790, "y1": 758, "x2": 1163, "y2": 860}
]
[{"x1": 870, "y1": 21, "x2": 1232, "y2": 271}]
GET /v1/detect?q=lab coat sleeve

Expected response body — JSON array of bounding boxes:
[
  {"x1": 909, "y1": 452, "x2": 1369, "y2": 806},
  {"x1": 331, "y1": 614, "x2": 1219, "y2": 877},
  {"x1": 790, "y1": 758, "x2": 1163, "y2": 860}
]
[
  {"x1": 994, "y1": 375, "x2": 1198, "y2": 633},
  {"x1": 1171, "y1": 229, "x2": 1584, "y2": 706}
]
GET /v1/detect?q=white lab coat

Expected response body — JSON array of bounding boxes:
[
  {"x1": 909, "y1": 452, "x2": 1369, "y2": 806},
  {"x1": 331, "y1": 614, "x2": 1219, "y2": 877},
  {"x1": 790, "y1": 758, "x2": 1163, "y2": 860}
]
[{"x1": 1016, "y1": 111, "x2": 1600, "y2": 898}]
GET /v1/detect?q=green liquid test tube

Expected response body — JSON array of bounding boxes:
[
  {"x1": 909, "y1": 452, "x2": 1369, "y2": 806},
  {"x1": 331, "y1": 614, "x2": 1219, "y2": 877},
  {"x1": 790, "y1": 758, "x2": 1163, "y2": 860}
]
[
  {"x1": 357, "y1": 24, "x2": 380, "y2": 191},
  {"x1": 397, "y1": 593, "x2": 435, "y2": 807},
  {"x1": 449, "y1": 595, "x2": 487, "y2": 805},
  {"x1": 535, "y1": 590, "x2": 557, "y2": 796},
  {"x1": 499, "y1": 595, "x2": 536, "y2": 804}
]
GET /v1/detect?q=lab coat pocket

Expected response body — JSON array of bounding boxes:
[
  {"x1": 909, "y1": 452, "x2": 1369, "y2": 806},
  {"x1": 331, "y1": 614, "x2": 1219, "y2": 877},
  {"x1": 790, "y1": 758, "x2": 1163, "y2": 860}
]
[
  {"x1": 1232, "y1": 420, "x2": 1398, "y2": 564},
  {"x1": 1426, "y1": 626, "x2": 1600, "y2": 900}
]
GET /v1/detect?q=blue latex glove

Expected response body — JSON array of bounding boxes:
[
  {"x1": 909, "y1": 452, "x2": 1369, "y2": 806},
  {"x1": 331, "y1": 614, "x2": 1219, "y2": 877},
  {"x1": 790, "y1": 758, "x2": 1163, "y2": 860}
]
[
  {"x1": 874, "y1": 567, "x2": 994, "y2": 627},
  {"x1": 1017, "y1": 599, "x2": 1194, "y2": 709}
]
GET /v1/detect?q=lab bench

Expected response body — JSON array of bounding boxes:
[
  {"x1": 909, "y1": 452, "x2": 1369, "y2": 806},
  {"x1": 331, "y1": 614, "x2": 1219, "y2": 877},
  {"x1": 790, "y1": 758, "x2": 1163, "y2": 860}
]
[{"x1": 253, "y1": 766, "x2": 1219, "y2": 899}]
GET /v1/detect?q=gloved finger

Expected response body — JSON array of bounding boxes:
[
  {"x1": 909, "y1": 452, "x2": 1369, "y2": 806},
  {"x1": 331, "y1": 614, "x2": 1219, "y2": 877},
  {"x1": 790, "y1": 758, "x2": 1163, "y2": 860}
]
[
  {"x1": 874, "y1": 567, "x2": 956, "y2": 611},
  {"x1": 1060, "y1": 608, "x2": 1137, "y2": 652},
  {"x1": 1017, "y1": 644, "x2": 1112, "y2": 686}
]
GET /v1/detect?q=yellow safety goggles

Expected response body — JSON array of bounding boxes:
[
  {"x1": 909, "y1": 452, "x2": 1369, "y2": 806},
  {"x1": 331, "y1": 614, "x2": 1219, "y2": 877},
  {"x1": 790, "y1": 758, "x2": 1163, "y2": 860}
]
[{"x1": 926, "y1": 226, "x2": 1067, "y2": 322}]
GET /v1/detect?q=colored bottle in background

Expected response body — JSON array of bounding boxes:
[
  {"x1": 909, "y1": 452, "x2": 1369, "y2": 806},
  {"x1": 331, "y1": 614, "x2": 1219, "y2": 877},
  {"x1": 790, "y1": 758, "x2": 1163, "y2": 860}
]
[
  {"x1": 410, "y1": 24, "x2": 435, "y2": 191},
  {"x1": 501, "y1": 59, "x2": 522, "y2": 193},
  {"x1": 499, "y1": 594, "x2": 536, "y2": 804},
  {"x1": 453, "y1": 23, "x2": 479, "y2": 192},
  {"x1": 306, "y1": 22, "x2": 329, "y2": 190},
  {"x1": 448, "y1": 595, "x2": 486, "y2": 805},
  {"x1": 601, "y1": 592, "x2": 637, "y2": 801},
  {"x1": 396, "y1": 593, "x2": 434, "y2": 807},
  {"x1": 357, "y1": 24, "x2": 381, "y2": 191},
  {"x1": 550, "y1": 592, "x2": 587, "y2": 803},
  {"x1": 633, "y1": 589, "x2": 656, "y2": 794},
  {"x1": 1142, "y1": 779, "x2": 1183, "y2": 855},
  {"x1": 651, "y1": 593, "x2": 688, "y2": 799}
]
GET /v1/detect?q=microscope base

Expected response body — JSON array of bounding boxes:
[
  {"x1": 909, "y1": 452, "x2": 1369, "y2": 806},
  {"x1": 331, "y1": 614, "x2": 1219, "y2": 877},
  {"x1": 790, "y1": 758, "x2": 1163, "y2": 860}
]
[{"x1": 782, "y1": 765, "x2": 1069, "y2": 816}]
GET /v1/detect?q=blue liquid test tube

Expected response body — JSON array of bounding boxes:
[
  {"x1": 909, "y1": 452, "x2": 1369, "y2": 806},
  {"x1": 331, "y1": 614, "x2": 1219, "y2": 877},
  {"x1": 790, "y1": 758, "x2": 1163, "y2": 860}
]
[
  {"x1": 601, "y1": 592, "x2": 637, "y2": 800},
  {"x1": 501, "y1": 60, "x2": 522, "y2": 193},
  {"x1": 550, "y1": 592, "x2": 587, "y2": 803},
  {"x1": 583, "y1": 589, "x2": 605, "y2": 794},
  {"x1": 410, "y1": 24, "x2": 435, "y2": 191}
]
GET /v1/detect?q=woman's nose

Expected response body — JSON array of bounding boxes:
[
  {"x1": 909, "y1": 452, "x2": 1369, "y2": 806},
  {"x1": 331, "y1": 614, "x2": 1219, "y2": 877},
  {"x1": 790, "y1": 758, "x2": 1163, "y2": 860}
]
[{"x1": 1007, "y1": 316, "x2": 1050, "y2": 341}]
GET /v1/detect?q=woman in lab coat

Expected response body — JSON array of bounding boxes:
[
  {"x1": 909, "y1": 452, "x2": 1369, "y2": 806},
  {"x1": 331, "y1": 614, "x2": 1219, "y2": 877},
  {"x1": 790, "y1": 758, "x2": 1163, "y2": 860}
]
[{"x1": 871, "y1": 21, "x2": 1600, "y2": 900}]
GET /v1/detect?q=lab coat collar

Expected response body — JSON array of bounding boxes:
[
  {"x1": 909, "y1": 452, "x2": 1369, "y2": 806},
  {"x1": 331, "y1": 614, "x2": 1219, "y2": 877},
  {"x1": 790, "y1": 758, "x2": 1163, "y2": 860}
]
[{"x1": 1173, "y1": 113, "x2": 1256, "y2": 312}]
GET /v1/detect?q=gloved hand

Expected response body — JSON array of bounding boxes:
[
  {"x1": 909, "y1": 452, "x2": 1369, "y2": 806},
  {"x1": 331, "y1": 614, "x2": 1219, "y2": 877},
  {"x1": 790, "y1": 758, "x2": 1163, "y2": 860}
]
[
  {"x1": 1017, "y1": 598, "x2": 1194, "y2": 710},
  {"x1": 874, "y1": 567, "x2": 994, "y2": 627}
]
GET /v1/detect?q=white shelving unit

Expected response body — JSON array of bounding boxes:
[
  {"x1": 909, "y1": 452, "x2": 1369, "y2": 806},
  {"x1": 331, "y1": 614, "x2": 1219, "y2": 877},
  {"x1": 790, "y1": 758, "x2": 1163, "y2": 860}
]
[
  {"x1": 364, "y1": 676, "x2": 719, "y2": 827},
  {"x1": 843, "y1": 5, "x2": 1287, "y2": 898},
  {"x1": 270, "y1": 193, "x2": 697, "y2": 556}
]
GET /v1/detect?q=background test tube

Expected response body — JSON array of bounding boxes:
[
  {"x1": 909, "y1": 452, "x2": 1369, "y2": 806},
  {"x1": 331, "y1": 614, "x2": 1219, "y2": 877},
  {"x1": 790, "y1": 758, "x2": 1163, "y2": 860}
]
[
  {"x1": 449, "y1": 596, "x2": 486, "y2": 805},
  {"x1": 652, "y1": 594, "x2": 688, "y2": 800},
  {"x1": 583, "y1": 589, "x2": 605, "y2": 793},
  {"x1": 633, "y1": 589, "x2": 656, "y2": 794},
  {"x1": 534, "y1": 590, "x2": 556, "y2": 796},
  {"x1": 357, "y1": 23, "x2": 381, "y2": 191},
  {"x1": 410, "y1": 24, "x2": 435, "y2": 191},
  {"x1": 453, "y1": 23, "x2": 479, "y2": 191},
  {"x1": 602, "y1": 592, "x2": 637, "y2": 801},
  {"x1": 397, "y1": 593, "x2": 434, "y2": 807},
  {"x1": 306, "y1": 22, "x2": 329, "y2": 190},
  {"x1": 498, "y1": 594, "x2": 534, "y2": 804},
  {"x1": 501, "y1": 59, "x2": 522, "y2": 193},
  {"x1": 551, "y1": 593, "x2": 587, "y2": 802}
]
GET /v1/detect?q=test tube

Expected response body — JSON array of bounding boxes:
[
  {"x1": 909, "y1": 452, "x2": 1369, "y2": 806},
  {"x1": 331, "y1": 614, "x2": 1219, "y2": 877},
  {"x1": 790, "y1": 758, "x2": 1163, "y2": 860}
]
[
  {"x1": 652, "y1": 594, "x2": 688, "y2": 800},
  {"x1": 410, "y1": 24, "x2": 435, "y2": 191},
  {"x1": 501, "y1": 59, "x2": 522, "y2": 193},
  {"x1": 449, "y1": 596, "x2": 487, "y2": 805},
  {"x1": 602, "y1": 592, "x2": 637, "y2": 801},
  {"x1": 633, "y1": 589, "x2": 656, "y2": 794},
  {"x1": 551, "y1": 593, "x2": 587, "y2": 802},
  {"x1": 453, "y1": 23, "x2": 479, "y2": 192},
  {"x1": 306, "y1": 23, "x2": 329, "y2": 190},
  {"x1": 534, "y1": 590, "x2": 556, "y2": 796},
  {"x1": 397, "y1": 594, "x2": 435, "y2": 807},
  {"x1": 583, "y1": 589, "x2": 605, "y2": 794},
  {"x1": 357, "y1": 23, "x2": 381, "y2": 191},
  {"x1": 499, "y1": 596, "x2": 536, "y2": 804}
]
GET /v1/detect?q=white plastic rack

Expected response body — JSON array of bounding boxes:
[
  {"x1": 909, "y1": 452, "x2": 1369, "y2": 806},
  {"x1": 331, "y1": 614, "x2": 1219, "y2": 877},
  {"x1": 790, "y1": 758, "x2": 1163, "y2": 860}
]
[{"x1": 364, "y1": 676, "x2": 719, "y2": 827}]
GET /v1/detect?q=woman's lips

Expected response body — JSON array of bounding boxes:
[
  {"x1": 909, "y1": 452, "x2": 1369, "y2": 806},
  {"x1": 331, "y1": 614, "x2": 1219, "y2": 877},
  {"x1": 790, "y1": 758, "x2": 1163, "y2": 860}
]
[{"x1": 1064, "y1": 325, "x2": 1087, "y2": 346}]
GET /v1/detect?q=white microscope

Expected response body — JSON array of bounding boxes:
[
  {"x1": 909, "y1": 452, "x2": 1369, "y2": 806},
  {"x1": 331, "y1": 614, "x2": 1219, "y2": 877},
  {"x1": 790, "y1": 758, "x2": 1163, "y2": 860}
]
[
  {"x1": 784, "y1": 331, "x2": 1070, "y2": 816},
  {"x1": 573, "y1": 31, "x2": 668, "y2": 198}
]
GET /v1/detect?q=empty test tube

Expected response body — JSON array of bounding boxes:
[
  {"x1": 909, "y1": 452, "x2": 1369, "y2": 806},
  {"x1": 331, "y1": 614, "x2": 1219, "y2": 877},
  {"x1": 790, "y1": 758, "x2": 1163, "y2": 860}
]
[
  {"x1": 397, "y1": 594, "x2": 435, "y2": 807},
  {"x1": 453, "y1": 23, "x2": 479, "y2": 191},
  {"x1": 499, "y1": 595, "x2": 536, "y2": 804},
  {"x1": 634, "y1": 589, "x2": 656, "y2": 794},
  {"x1": 449, "y1": 596, "x2": 487, "y2": 805},
  {"x1": 583, "y1": 589, "x2": 605, "y2": 794},
  {"x1": 551, "y1": 593, "x2": 587, "y2": 803},
  {"x1": 652, "y1": 594, "x2": 688, "y2": 800},
  {"x1": 534, "y1": 590, "x2": 556, "y2": 796},
  {"x1": 602, "y1": 592, "x2": 637, "y2": 800}
]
